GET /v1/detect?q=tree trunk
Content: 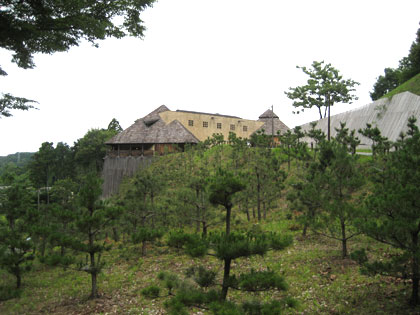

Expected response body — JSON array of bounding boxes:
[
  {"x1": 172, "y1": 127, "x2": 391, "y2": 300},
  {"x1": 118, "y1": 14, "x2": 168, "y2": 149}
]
[
  {"x1": 341, "y1": 218, "x2": 347, "y2": 258},
  {"x1": 327, "y1": 97, "x2": 331, "y2": 141},
  {"x1": 225, "y1": 205, "x2": 231, "y2": 236},
  {"x1": 302, "y1": 222, "x2": 308, "y2": 237},
  {"x1": 263, "y1": 201, "x2": 266, "y2": 220},
  {"x1": 15, "y1": 268, "x2": 21, "y2": 289},
  {"x1": 252, "y1": 206, "x2": 256, "y2": 219},
  {"x1": 411, "y1": 233, "x2": 419, "y2": 305},
  {"x1": 202, "y1": 221, "x2": 207, "y2": 237},
  {"x1": 112, "y1": 227, "x2": 119, "y2": 242},
  {"x1": 256, "y1": 171, "x2": 261, "y2": 221},
  {"x1": 221, "y1": 258, "x2": 232, "y2": 301},
  {"x1": 40, "y1": 239, "x2": 46, "y2": 257},
  {"x1": 141, "y1": 240, "x2": 147, "y2": 256},
  {"x1": 151, "y1": 192, "x2": 155, "y2": 228},
  {"x1": 90, "y1": 270, "x2": 98, "y2": 299},
  {"x1": 196, "y1": 189, "x2": 201, "y2": 232},
  {"x1": 245, "y1": 205, "x2": 250, "y2": 222}
]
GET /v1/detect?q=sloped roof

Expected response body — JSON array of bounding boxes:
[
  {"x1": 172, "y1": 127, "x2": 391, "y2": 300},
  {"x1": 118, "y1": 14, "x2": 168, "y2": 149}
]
[
  {"x1": 106, "y1": 106, "x2": 199, "y2": 144},
  {"x1": 256, "y1": 109, "x2": 289, "y2": 135},
  {"x1": 142, "y1": 105, "x2": 170, "y2": 126},
  {"x1": 259, "y1": 109, "x2": 279, "y2": 119},
  {"x1": 176, "y1": 109, "x2": 241, "y2": 119}
]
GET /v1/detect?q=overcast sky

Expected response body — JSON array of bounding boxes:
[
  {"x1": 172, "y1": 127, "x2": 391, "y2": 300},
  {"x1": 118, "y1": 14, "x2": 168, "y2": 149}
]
[{"x1": 1, "y1": 0, "x2": 420, "y2": 156}]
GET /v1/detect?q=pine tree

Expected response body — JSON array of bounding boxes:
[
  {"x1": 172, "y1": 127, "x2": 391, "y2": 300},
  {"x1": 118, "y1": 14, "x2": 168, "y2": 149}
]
[
  {"x1": 0, "y1": 174, "x2": 35, "y2": 289},
  {"x1": 359, "y1": 117, "x2": 420, "y2": 305},
  {"x1": 148, "y1": 168, "x2": 295, "y2": 313},
  {"x1": 55, "y1": 174, "x2": 121, "y2": 298}
]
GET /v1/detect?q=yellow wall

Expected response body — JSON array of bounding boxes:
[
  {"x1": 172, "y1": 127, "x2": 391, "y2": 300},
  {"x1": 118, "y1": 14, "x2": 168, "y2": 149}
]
[{"x1": 159, "y1": 111, "x2": 264, "y2": 141}]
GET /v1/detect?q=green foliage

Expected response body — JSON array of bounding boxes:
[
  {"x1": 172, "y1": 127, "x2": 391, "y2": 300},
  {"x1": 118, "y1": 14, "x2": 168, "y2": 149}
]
[
  {"x1": 185, "y1": 266, "x2": 217, "y2": 288},
  {"x1": 370, "y1": 68, "x2": 401, "y2": 100},
  {"x1": 382, "y1": 72, "x2": 420, "y2": 99},
  {"x1": 157, "y1": 271, "x2": 180, "y2": 294},
  {"x1": 232, "y1": 269, "x2": 288, "y2": 291},
  {"x1": 0, "y1": 152, "x2": 34, "y2": 180},
  {"x1": 107, "y1": 118, "x2": 123, "y2": 132},
  {"x1": 0, "y1": 174, "x2": 35, "y2": 288},
  {"x1": 132, "y1": 227, "x2": 163, "y2": 244},
  {"x1": 0, "y1": 93, "x2": 37, "y2": 118},
  {"x1": 208, "y1": 168, "x2": 244, "y2": 210},
  {"x1": 242, "y1": 299, "x2": 296, "y2": 314},
  {"x1": 350, "y1": 248, "x2": 368, "y2": 265},
  {"x1": 28, "y1": 141, "x2": 75, "y2": 189},
  {"x1": 359, "y1": 116, "x2": 420, "y2": 304},
  {"x1": 335, "y1": 122, "x2": 360, "y2": 155},
  {"x1": 39, "y1": 253, "x2": 75, "y2": 267},
  {"x1": 209, "y1": 300, "x2": 242, "y2": 314},
  {"x1": 212, "y1": 232, "x2": 271, "y2": 260},
  {"x1": 315, "y1": 139, "x2": 364, "y2": 258},
  {"x1": 141, "y1": 285, "x2": 160, "y2": 299},
  {"x1": 49, "y1": 173, "x2": 122, "y2": 298},
  {"x1": 167, "y1": 230, "x2": 195, "y2": 249},
  {"x1": 1, "y1": 0, "x2": 154, "y2": 117},
  {"x1": 164, "y1": 285, "x2": 220, "y2": 314},
  {"x1": 358, "y1": 123, "x2": 391, "y2": 157},
  {"x1": 1, "y1": 0, "x2": 156, "y2": 70},
  {"x1": 371, "y1": 25, "x2": 420, "y2": 100},
  {"x1": 73, "y1": 128, "x2": 118, "y2": 173},
  {"x1": 0, "y1": 285, "x2": 21, "y2": 301},
  {"x1": 285, "y1": 60, "x2": 359, "y2": 139}
]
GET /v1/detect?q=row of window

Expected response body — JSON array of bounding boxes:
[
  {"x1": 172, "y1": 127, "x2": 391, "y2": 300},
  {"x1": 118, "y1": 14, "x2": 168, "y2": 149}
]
[{"x1": 188, "y1": 120, "x2": 248, "y2": 131}]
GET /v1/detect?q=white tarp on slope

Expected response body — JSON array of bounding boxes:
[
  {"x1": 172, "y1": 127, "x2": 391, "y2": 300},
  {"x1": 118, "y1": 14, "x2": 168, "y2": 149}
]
[{"x1": 299, "y1": 92, "x2": 420, "y2": 147}]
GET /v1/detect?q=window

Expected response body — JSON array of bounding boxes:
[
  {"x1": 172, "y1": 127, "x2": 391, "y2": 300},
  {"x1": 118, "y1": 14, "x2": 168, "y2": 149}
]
[
  {"x1": 243, "y1": 126, "x2": 248, "y2": 132},
  {"x1": 230, "y1": 124, "x2": 235, "y2": 131},
  {"x1": 188, "y1": 120, "x2": 194, "y2": 126},
  {"x1": 217, "y1": 123, "x2": 222, "y2": 129},
  {"x1": 203, "y1": 121, "x2": 208, "y2": 127}
]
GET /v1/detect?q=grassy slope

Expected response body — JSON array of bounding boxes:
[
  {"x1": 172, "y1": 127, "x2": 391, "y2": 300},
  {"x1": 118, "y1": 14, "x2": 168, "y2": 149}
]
[
  {"x1": 382, "y1": 72, "x2": 420, "y2": 99},
  {"x1": 0, "y1": 155, "x2": 419, "y2": 314},
  {"x1": 1, "y1": 207, "x2": 420, "y2": 312},
  {"x1": 1, "y1": 218, "x2": 418, "y2": 314}
]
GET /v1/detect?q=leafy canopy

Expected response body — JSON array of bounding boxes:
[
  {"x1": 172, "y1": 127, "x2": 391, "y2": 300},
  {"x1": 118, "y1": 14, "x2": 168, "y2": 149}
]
[
  {"x1": 0, "y1": 0, "x2": 155, "y2": 118},
  {"x1": 0, "y1": 0, "x2": 156, "y2": 70},
  {"x1": 285, "y1": 61, "x2": 359, "y2": 119}
]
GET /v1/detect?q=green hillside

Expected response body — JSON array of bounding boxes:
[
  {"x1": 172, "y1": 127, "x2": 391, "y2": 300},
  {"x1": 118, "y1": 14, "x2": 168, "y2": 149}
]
[
  {"x1": 0, "y1": 152, "x2": 34, "y2": 178},
  {"x1": 382, "y1": 72, "x2": 420, "y2": 99}
]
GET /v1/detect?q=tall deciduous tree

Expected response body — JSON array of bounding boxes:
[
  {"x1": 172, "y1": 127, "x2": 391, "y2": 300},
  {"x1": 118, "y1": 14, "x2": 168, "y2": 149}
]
[
  {"x1": 73, "y1": 128, "x2": 117, "y2": 173},
  {"x1": 370, "y1": 68, "x2": 401, "y2": 101},
  {"x1": 370, "y1": 23, "x2": 420, "y2": 100},
  {"x1": 398, "y1": 24, "x2": 420, "y2": 83},
  {"x1": 1, "y1": 0, "x2": 155, "y2": 117},
  {"x1": 285, "y1": 61, "x2": 359, "y2": 140},
  {"x1": 0, "y1": 93, "x2": 36, "y2": 119}
]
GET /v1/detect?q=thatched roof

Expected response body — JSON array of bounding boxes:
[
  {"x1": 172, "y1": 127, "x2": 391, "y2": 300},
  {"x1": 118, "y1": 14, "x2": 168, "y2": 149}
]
[
  {"x1": 256, "y1": 109, "x2": 289, "y2": 135},
  {"x1": 106, "y1": 106, "x2": 200, "y2": 144},
  {"x1": 259, "y1": 109, "x2": 279, "y2": 119}
]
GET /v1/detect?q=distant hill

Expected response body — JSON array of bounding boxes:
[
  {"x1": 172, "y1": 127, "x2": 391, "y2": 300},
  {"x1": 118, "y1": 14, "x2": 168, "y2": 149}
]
[
  {"x1": 0, "y1": 152, "x2": 34, "y2": 171},
  {"x1": 382, "y1": 72, "x2": 420, "y2": 99}
]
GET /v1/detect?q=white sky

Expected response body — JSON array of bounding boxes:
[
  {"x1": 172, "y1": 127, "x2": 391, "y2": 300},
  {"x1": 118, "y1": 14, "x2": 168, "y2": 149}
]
[{"x1": 1, "y1": 0, "x2": 420, "y2": 156}]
